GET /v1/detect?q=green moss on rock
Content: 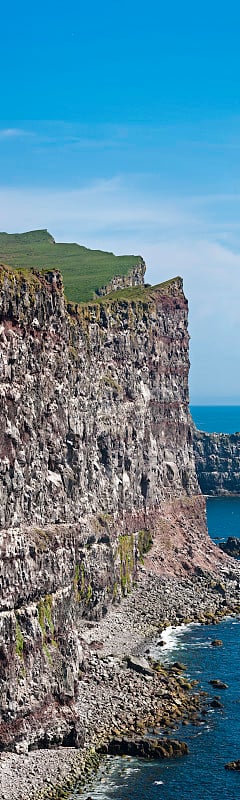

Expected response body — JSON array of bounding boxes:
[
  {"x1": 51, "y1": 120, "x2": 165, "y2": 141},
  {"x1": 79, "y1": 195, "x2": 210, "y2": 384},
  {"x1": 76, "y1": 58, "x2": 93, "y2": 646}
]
[
  {"x1": 119, "y1": 534, "x2": 135, "y2": 595},
  {"x1": 37, "y1": 594, "x2": 56, "y2": 655},
  {"x1": 74, "y1": 560, "x2": 93, "y2": 605},
  {"x1": 15, "y1": 619, "x2": 24, "y2": 660},
  {"x1": 138, "y1": 529, "x2": 153, "y2": 563}
]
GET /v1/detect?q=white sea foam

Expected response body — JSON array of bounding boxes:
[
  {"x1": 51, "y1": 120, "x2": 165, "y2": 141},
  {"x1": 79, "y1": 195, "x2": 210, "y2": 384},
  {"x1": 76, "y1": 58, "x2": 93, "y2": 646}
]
[
  {"x1": 158, "y1": 622, "x2": 195, "y2": 652},
  {"x1": 156, "y1": 622, "x2": 225, "y2": 661}
]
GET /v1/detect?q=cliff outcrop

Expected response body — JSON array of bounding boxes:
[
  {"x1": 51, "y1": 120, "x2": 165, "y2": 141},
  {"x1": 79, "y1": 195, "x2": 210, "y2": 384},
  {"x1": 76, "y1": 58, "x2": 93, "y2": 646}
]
[
  {"x1": 95, "y1": 261, "x2": 146, "y2": 296},
  {"x1": 0, "y1": 229, "x2": 146, "y2": 304},
  {"x1": 194, "y1": 429, "x2": 240, "y2": 495},
  {"x1": 0, "y1": 264, "x2": 203, "y2": 751},
  {"x1": 0, "y1": 268, "x2": 197, "y2": 526}
]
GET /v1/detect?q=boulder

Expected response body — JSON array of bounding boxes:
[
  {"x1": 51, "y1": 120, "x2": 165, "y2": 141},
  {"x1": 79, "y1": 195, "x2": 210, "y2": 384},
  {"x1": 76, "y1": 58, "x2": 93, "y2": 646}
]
[
  {"x1": 220, "y1": 537, "x2": 240, "y2": 558},
  {"x1": 209, "y1": 679, "x2": 228, "y2": 689},
  {"x1": 126, "y1": 656, "x2": 154, "y2": 676},
  {"x1": 210, "y1": 698, "x2": 223, "y2": 709},
  {"x1": 100, "y1": 736, "x2": 189, "y2": 759},
  {"x1": 225, "y1": 760, "x2": 240, "y2": 771}
]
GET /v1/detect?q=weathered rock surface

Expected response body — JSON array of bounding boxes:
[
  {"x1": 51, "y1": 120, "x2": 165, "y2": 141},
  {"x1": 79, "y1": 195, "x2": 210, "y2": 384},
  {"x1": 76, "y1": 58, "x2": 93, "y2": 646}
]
[
  {"x1": 210, "y1": 697, "x2": 223, "y2": 708},
  {"x1": 225, "y1": 759, "x2": 240, "y2": 770},
  {"x1": 0, "y1": 268, "x2": 197, "y2": 527},
  {"x1": 211, "y1": 639, "x2": 223, "y2": 646},
  {"x1": 219, "y1": 537, "x2": 240, "y2": 557},
  {"x1": 140, "y1": 495, "x2": 231, "y2": 578},
  {"x1": 0, "y1": 266, "x2": 203, "y2": 749},
  {"x1": 0, "y1": 263, "x2": 236, "y2": 760},
  {"x1": 194, "y1": 429, "x2": 240, "y2": 495},
  {"x1": 208, "y1": 679, "x2": 228, "y2": 689},
  {"x1": 100, "y1": 735, "x2": 189, "y2": 758},
  {"x1": 126, "y1": 655, "x2": 154, "y2": 675}
]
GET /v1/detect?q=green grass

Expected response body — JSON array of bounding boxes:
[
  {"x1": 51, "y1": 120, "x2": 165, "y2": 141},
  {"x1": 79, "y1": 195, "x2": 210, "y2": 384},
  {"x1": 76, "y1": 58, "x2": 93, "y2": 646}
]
[
  {"x1": 0, "y1": 229, "x2": 143, "y2": 303},
  {"x1": 92, "y1": 277, "x2": 182, "y2": 305}
]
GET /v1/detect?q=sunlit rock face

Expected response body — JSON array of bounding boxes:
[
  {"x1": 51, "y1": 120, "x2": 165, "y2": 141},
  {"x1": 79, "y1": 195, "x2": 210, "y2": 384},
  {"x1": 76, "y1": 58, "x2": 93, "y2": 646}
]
[
  {"x1": 0, "y1": 265, "x2": 200, "y2": 750},
  {"x1": 0, "y1": 269, "x2": 197, "y2": 526},
  {"x1": 95, "y1": 260, "x2": 146, "y2": 295}
]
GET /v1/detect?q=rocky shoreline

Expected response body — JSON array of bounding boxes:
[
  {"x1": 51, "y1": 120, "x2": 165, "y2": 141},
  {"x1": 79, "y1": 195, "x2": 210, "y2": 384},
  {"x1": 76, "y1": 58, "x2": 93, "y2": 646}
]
[{"x1": 1, "y1": 558, "x2": 239, "y2": 800}]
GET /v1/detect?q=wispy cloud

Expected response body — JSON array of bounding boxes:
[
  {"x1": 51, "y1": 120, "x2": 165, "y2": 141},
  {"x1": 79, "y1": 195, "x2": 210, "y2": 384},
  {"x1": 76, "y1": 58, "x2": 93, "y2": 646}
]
[
  {"x1": 0, "y1": 128, "x2": 32, "y2": 140},
  {"x1": 9, "y1": 122, "x2": 130, "y2": 150},
  {"x1": 0, "y1": 179, "x2": 197, "y2": 234}
]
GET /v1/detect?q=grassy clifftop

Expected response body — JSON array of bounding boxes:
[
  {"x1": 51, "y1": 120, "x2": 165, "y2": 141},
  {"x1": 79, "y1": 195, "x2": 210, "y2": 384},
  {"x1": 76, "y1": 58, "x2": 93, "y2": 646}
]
[{"x1": 0, "y1": 229, "x2": 143, "y2": 303}]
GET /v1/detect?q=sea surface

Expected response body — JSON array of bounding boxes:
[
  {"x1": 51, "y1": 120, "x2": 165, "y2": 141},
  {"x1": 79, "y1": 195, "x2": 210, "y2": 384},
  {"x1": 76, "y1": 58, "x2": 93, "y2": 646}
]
[
  {"x1": 192, "y1": 405, "x2": 240, "y2": 549},
  {"x1": 190, "y1": 405, "x2": 240, "y2": 434},
  {"x1": 70, "y1": 407, "x2": 240, "y2": 800}
]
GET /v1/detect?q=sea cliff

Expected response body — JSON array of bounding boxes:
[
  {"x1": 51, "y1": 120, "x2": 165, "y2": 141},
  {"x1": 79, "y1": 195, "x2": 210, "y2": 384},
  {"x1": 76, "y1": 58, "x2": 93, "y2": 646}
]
[
  {"x1": 0, "y1": 264, "x2": 200, "y2": 750},
  {"x1": 0, "y1": 262, "x2": 238, "y2": 769},
  {"x1": 0, "y1": 268, "x2": 197, "y2": 527},
  {"x1": 194, "y1": 429, "x2": 240, "y2": 495}
]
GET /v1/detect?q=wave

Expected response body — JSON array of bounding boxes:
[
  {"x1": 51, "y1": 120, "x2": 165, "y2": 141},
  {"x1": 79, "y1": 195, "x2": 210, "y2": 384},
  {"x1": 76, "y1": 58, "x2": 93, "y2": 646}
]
[{"x1": 160, "y1": 623, "x2": 194, "y2": 650}]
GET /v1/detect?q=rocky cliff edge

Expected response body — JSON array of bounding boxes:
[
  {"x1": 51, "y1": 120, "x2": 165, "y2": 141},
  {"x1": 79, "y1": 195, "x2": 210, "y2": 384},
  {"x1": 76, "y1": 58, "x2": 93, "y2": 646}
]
[{"x1": 0, "y1": 264, "x2": 220, "y2": 751}]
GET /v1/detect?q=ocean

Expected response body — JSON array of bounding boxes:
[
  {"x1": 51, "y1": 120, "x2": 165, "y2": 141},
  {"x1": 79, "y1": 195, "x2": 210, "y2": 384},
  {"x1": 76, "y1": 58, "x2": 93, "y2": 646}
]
[
  {"x1": 70, "y1": 407, "x2": 240, "y2": 800},
  {"x1": 190, "y1": 405, "x2": 240, "y2": 434},
  {"x1": 192, "y1": 404, "x2": 240, "y2": 545}
]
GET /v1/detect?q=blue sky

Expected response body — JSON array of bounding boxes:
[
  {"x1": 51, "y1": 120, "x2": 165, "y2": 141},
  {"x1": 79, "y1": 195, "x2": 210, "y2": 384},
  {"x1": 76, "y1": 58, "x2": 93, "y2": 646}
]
[{"x1": 1, "y1": 1, "x2": 240, "y2": 403}]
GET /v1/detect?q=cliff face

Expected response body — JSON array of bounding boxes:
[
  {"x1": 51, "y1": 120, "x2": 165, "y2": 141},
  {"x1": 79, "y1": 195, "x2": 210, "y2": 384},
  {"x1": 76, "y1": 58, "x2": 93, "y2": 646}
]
[
  {"x1": 0, "y1": 264, "x2": 200, "y2": 750},
  {"x1": 194, "y1": 429, "x2": 240, "y2": 495},
  {"x1": 0, "y1": 268, "x2": 197, "y2": 527}
]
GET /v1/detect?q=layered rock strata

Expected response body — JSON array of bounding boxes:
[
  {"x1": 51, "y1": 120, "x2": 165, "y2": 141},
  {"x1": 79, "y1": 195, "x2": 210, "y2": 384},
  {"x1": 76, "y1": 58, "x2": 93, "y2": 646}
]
[
  {"x1": 0, "y1": 264, "x2": 204, "y2": 750},
  {"x1": 194, "y1": 429, "x2": 240, "y2": 495},
  {"x1": 0, "y1": 268, "x2": 198, "y2": 527}
]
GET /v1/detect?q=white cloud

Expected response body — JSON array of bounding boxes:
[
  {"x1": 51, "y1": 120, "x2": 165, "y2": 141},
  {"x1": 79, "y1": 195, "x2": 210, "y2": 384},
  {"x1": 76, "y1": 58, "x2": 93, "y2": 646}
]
[{"x1": 0, "y1": 179, "x2": 198, "y2": 236}]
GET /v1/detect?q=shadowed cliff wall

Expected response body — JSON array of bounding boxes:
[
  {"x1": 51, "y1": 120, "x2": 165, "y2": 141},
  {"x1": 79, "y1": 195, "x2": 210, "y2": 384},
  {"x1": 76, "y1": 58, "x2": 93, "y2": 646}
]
[{"x1": 194, "y1": 429, "x2": 240, "y2": 495}]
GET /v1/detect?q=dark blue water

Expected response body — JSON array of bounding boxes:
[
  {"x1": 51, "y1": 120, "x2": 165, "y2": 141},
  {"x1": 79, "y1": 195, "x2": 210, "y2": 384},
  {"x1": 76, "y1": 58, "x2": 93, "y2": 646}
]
[
  {"x1": 190, "y1": 405, "x2": 240, "y2": 434},
  {"x1": 192, "y1": 405, "x2": 240, "y2": 546},
  {"x1": 207, "y1": 497, "x2": 240, "y2": 544},
  {"x1": 71, "y1": 408, "x2": 240, "y2": 800}
]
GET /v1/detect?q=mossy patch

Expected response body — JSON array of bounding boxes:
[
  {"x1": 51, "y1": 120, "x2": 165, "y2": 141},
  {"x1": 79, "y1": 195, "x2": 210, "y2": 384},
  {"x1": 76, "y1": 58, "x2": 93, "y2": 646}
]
[
  {"x1": 101, "y1": 374, "x2": 122, "y2": 394},
  {"x1": 43, "y1": 643, "x2": 53, "y2": 664},
  {"x1": 37, "y1": 594, "x2": 56, "y2": 654},
  {"x1": 69, "y1": 345, "x2": 79, "y2": 361},
  {"x1": 74, "y1": 561, "x2": 92, "y2": 605},
  {"x1": 15, "y1": 619, "x2": 24, "y2": 660},
  {"x1": 86, "y1": 583, "x2": 92, "y2": 603},
  {"x1": 38, "y1": 595, "x2": 54, "y2": 635},
  {"x1": 137, "y1": 529, "x2": 153, "y2": 563},
  {"x1": 119, "y1": 534, "x2": 135, "y2": 595}
]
